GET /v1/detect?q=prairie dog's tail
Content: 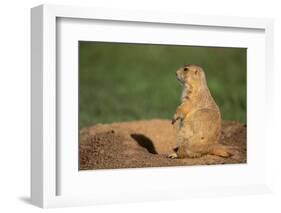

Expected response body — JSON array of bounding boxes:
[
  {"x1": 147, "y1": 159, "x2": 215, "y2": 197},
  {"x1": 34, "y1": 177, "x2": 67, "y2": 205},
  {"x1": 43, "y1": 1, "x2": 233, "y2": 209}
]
[{"x1": 210, "y1": 144, "x2": 232, "y2": 158}]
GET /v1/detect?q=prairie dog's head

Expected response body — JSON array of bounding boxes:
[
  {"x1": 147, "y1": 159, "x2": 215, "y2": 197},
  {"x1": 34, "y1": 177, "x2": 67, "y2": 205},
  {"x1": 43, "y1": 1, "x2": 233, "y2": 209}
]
[{"x1": 176, "y1": 64, "x2": 207, "y2": 87}]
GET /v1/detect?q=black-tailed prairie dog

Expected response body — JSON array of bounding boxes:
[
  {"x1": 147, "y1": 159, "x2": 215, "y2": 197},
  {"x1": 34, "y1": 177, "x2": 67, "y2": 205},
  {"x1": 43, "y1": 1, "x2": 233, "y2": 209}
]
[{"x1": 169, "y1": 64, "x2": 231, "y2": 159}]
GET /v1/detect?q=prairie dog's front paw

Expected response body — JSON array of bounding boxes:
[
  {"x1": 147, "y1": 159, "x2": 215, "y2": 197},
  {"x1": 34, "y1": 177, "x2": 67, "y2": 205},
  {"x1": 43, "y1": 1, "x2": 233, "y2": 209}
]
[
  {"x1": 172, "y1": 113, "x2": 181, "y2": 125},
  {"x1": 171, "y1": 118, "x2": 177, "y2": 125}
]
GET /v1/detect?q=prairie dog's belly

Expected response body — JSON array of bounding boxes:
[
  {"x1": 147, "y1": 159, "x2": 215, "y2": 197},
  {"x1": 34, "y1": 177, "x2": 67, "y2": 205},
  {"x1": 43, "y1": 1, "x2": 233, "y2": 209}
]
[{"x1": 177, "y1": 108, "x2": 221, "y2": 146}]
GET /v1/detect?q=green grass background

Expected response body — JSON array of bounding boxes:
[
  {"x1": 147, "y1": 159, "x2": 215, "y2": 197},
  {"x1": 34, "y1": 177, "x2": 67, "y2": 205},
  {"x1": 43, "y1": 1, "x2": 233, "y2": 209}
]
[{"x1": 79, "y1": 41, "x2": 246, "y2": 128}]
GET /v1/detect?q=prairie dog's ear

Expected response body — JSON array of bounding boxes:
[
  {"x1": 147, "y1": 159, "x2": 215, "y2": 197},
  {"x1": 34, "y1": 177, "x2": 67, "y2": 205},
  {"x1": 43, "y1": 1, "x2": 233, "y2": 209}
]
[{"x1": 191, "y1": 69, "x2": 199, "y2": 80}]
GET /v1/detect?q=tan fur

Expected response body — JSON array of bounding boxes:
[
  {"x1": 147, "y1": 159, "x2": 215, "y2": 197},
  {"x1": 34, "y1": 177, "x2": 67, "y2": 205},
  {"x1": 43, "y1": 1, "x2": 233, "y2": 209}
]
[{"x1": 169, "y1": 64, "x2": 231, "y2": 159}]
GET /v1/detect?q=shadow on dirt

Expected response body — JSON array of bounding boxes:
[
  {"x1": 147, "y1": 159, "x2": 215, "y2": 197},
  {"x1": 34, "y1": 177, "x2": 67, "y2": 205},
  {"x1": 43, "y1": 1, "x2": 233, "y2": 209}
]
[{"x1": 131, "y1": 133, "x2": 158, "y2": 154}]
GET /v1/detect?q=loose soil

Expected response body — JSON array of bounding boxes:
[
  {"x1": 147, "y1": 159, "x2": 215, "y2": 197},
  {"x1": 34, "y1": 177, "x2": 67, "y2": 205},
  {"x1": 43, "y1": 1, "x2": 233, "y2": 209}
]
[{"x1": 80, "y1": 119, "x2": 246, "y2": 170}]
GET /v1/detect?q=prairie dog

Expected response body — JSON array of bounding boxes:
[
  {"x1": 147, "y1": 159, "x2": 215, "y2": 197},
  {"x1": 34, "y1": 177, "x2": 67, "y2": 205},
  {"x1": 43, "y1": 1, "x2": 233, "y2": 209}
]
[{"x1": 169, "y1": 64, "x2": 231, "y2": 159}]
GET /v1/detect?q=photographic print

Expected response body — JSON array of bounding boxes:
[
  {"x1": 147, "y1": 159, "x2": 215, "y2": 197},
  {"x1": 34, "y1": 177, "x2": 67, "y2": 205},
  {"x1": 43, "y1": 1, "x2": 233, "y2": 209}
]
[{"x1": 79, "y1": 42, "x2": 247, "y2": 170}]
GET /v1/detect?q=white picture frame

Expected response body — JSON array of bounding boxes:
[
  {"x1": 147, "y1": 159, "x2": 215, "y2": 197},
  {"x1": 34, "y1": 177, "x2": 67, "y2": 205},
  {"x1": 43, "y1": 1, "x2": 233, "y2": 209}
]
[{"x1": 31, "y1": 4, "x2": 274, "y2": 208}]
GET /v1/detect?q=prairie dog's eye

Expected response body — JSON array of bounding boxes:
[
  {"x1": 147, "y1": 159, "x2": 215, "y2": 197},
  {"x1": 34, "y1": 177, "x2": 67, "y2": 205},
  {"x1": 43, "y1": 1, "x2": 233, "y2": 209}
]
[{"x1": 183, "y1": 68, "x2": 188, "y2": 71}]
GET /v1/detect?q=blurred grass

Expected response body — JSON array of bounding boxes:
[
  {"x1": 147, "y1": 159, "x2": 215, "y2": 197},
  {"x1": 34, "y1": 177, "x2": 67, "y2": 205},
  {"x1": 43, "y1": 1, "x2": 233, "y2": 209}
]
[{"x1": 79, "y1": 41, "x2": 246, "y2": 128}]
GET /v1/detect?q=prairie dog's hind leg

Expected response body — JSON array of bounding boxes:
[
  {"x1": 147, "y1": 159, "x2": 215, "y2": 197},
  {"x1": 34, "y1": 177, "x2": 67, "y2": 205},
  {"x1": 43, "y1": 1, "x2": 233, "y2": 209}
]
[
  {"x1": 168, "y1": 144, "x2": 203, "y2": 159},
  {"x1": 168, "y1": 147, "x2": 179, "y2": 159},
  {"x1": 168, "y1": 152, "x2": 178, "y2": 159},
  {"x1": 167, "y1": 134, "x2": 185, "y2": 159},
  {"x1": 177, "y1": 144, "x2": 203, "y2": 158}
]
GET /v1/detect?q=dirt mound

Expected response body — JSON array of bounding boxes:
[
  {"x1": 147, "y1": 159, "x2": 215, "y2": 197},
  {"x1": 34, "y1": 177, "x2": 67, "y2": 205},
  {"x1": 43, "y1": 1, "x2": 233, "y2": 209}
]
[{"x1": 80, "y1": 119, "x2": 246, "y2": 170}]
